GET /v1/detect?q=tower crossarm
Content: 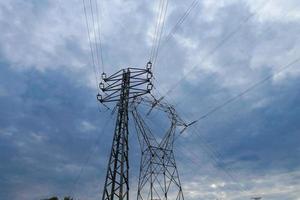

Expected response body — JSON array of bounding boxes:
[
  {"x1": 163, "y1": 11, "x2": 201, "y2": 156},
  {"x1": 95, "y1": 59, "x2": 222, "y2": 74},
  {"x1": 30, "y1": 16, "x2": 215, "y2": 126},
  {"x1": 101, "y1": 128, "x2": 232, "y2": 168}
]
[
  {"x1": 97, "y1": 67, "x2": 153, "y2": 104},
  {"x1": 132, "y1": 96, "x2": 189, "y2": 134}
]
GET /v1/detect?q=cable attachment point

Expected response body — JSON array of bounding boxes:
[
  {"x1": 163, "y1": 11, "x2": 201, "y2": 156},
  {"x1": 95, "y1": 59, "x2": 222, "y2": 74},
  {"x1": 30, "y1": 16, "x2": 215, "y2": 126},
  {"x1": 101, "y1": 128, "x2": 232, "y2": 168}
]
[
  {"x1": 146, "y1": 61, "x2": 152, "y2": 70},
  {"x1": 147, "y1": 82, "x2": 153, "y2": 92},
  {"x1": 187, "y1": 120, "x2": 197, "y2": 127},
  {"x1": 179, "y1": 120, "x2": 197, "y2": 134},
  {"x1": 96, "y1": 93, "x2": 110, "y2": 110},
  {"x1": 97, "y1": 66, "x2": 153, "y2": 109},
  {"x1": 147, "y1": 72, "x2": 153, "y2": 80},
  {"x1": 101, "y1": 72, "x2": 107, "y2": 80},
  {"x1": 99, "y1": 82, "x2": 105, "y2": 91},
  {"x1": 97, "y1": 93, "x2": 103, "y2": 102},
  {"x1": 145, "y1": 94, "x2": 165, "y2": 116}
]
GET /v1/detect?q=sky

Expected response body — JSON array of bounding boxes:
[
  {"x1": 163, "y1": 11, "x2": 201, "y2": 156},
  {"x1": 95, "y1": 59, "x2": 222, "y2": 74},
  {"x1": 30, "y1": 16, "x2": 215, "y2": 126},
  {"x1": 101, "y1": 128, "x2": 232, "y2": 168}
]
[{"x1": 0, "y1": 0, "x2": 300, "y2": 200}]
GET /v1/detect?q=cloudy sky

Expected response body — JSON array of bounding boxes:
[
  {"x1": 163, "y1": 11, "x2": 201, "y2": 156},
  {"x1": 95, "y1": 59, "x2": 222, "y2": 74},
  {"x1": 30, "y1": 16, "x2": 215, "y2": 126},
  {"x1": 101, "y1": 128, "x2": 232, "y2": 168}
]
[{"x1": 0, "y1": 0, "x2": 300, "y2": 199}]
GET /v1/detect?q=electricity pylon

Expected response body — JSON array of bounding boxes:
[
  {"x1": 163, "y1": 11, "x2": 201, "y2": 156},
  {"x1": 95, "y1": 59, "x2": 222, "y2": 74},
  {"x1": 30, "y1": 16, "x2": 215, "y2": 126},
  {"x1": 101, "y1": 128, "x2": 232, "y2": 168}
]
[
  {"x1": 97, "y1": 63, "x2": 153, "y2": 200},
  {"x1": 131, "y1": 97, "x2": 188, "y2": 200}
]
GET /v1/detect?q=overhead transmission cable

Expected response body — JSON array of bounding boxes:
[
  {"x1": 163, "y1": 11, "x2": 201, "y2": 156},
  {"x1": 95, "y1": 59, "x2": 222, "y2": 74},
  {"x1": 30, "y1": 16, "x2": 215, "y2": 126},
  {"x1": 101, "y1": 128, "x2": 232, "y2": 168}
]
[
  {"x1": 94, "y1": 0, "x2": 105, "y2": 72},
  {"x1": 159, "y1": 0, "x2": 200, "y2": 53},
  {"x1": 149, "y1": 0, "x2": 169, "y2": 70},
  {"x1": 152, "y1": 0, "x2": 298, "y2": 129},
  {"x1": 152, "y1": 0, "x2": 201, "y2": 68},
  {"x1": 138, "y1": 90, "x2": 246, "y2": 193},
  {"x1": 150, "y1": 0, "x2": 200, "y2": 68},
  {"x1": 150, "y1": 43, "x2": 300, "y2": 196},
  {"x1": 182, "y1": 127, "x2": 249, "y2": 193},
  {"x1": 150, "y1": 0, "x2": 164, "y2": 61},
  {"x1": 150, "y1": 0, "x2": 163, "y2": 61},
  {"x1": 153, "y1": 0, "x2": 169, "y2": 67},
  {"x1": 178, "y1": 142, "x2": 249, "y2": 193},
  {"x1": 82, "y1": 0, "x2": 100, "y2": 90},
  {"x1": 141, "y1": 102, "x2": 248, "y2": 194},
  {"x1": 82, "y1": 0, "x2": 107, "y2": 113},
  {"x1": 69, "y1": 113, "x2": 114, "y2": 198},
  {"x1": 88, "y1": 0, "x2": 102, "y2": 73},
  {"x1": 70, "y1": 2, "x2": 113, "y2": 197},
  {"x1": 167, "y1": 93, "x2": 249, "y2": 193},
  {"x1": 172, "y1": 55, "x2": 300, "y2": 191},
  {"x1": 170, "y1": 56, "x2": 300, "y2": 195},
  {"x1": 160, "y1": 0, "x2": 270, "y2": 98},
  {"x1": 191, "y1": 57, "x2": 300, "y2": 124},
  {"x1": 175, "y1": 56, "x2": 300, "y2": 179}
]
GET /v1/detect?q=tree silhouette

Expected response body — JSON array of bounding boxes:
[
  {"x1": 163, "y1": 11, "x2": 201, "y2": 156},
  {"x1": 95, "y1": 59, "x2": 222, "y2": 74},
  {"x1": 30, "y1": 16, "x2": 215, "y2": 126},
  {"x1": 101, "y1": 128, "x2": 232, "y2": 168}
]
[{"x1": 42, "y1": 196, "x2": 73, "y2": 200}]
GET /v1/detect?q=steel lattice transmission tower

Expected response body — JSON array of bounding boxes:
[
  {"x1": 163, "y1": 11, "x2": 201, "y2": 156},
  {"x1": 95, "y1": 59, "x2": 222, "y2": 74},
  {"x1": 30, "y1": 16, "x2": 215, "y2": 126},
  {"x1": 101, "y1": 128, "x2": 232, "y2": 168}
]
[
  {"x1": 131, "y1": 97, "x2": 188, "y2": 200},
  {"x1": 97, "y1": 63, "x2": 153, "y2": 200}
]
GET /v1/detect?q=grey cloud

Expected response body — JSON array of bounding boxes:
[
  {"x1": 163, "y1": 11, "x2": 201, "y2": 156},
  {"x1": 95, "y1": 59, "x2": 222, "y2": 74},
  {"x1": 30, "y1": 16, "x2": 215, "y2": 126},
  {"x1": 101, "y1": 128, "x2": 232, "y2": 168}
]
[{"x1": 0, "y1": 0, "x2": 300, "y2": 200}]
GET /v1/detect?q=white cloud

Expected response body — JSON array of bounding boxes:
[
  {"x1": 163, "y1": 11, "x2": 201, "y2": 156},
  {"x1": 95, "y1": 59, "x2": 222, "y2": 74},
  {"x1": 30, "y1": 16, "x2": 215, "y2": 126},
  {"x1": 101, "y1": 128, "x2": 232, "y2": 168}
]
[
  {"x1": 181, "y1": 170, "x2": 300, "y2": 200},
  {"x1": 80, "y1": 120, "x2": 96, "y2": 132},
  {"x1": 30, "y1": 131, "x2": 47, "y2": 143},
  {"x1": 0, "y1": 126, "x2": 17, "y2": 137},
  {"x1": 246, "y1": 0, "x2": 300, "y2": 22},
  {"x1": 1, "y1": 1, "x2": 300, "y2": 200}
]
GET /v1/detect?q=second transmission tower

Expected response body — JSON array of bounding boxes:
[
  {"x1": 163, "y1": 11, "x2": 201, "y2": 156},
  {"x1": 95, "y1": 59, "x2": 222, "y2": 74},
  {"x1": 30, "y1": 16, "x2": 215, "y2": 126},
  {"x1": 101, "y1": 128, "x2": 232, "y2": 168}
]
[{"x1": 131, "y1": 97, "x2": 188, "y2": 200}]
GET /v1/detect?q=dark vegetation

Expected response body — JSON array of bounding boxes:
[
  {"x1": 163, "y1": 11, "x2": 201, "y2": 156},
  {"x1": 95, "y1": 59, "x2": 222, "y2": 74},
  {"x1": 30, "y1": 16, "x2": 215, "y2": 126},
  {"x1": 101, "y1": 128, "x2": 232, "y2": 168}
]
[{"x1": 42, "y1": 197, "x2": 73, "y2": 200}]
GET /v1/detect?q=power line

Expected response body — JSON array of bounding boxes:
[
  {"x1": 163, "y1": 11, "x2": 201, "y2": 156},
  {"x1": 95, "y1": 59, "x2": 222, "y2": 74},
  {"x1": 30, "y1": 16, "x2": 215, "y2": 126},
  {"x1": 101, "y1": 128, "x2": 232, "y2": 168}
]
[
  {"x1": 82, "y1": 0, "x2": 100, "y2": 90},
  {"x1": 150, "y1": 53, "x2": 300, "y2": 197},
  {"x1": 170, "y1": 97, "x2": 249, "y2": 193},
  {"x1": 150, "y1": 0, "x2": 164, "y2": 61},
  {"x1": 72, "y1": 0, "x2": 111, "y2": 185},
  {"x1": 178, "y1": 142, "x2": 249, "y2": 193},
  {"x1": 88, "y1": 0, "x2": 102, "y2": 73},
  {"x1": 159, "y1": 0, "x2": 200, "y2": 54},
  {"x1": 151, "y1": 52, "x2": 300, "y2": 198},
  {"x1": 152, "y1": 0, "x2": 299, "y2": 141},
  {"x1": 70, "y1": 1, "x2": 112, "y2": 196},
  {"x1": 162, "y1": 0, "x2": 270, "y2": 98},
  {"x1": 188, "y1": 131, "x2": 247, "y2": 191},
  {"x1": 149, "y1": 0, "x2": 201, "y2": 68},
  {"x1": 139, "y1": 90, "x2": 246, "y2": 192},
  {"x1": 141, "y1": 97, "x2": 248, "y2": 194},
  {"x1": 187, "y1": 126, "x2": 249, "y2": 193},
  {"x1": 150, "y1": 0, "x2": 169, "y2": 70},
  {"x1": 94, "y1": 0, "x2": 105, "y2": 73},
  {"x1": 75, "y1": 2, "x2": 115, "y2": 196},
  {"x1": 69, "y1": 113, "x2": 114, "y2": 198},
  {"x1": 82, "y1": 0, "x2": 105, "y2": 75},
  {"x1": 169, "y1": 56, "x2": 300, "y2": 195},
  {"x1": 192, "y1": 57, "x2": 300, "y2": 123},
  {"x1": 170, "y1": 55, "x2": 300, "y2": 181},
  {"x1": 153, "y1": 0, "x2": 169, "y2": 67}
]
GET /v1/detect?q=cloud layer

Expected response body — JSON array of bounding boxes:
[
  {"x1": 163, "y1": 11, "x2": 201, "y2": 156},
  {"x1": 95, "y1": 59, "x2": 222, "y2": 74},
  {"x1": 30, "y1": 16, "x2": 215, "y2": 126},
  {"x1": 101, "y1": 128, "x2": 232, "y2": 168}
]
[{"x1": 0, "y1": 0, "x2": 299, "y2": 200}]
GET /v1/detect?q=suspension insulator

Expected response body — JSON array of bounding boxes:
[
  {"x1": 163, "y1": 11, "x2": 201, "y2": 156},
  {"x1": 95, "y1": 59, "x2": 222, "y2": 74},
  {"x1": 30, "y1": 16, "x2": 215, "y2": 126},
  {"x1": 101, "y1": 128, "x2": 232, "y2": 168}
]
[
  {"x1": 96, "y1": 94, "x2": 103, "y2": 102},
  {"x1": 101, "y1": 72, "x2": 107, "y2": 80},
  {"x1": 147, "y1": 83, "x2": 153, "y2": 91},
  {"x1": 147, "y1": 72, "x2": 153, "y2": 79},
  {"x1": 146, "y1": 61, "x2": 152, "y2": 70},
  {"x1": 99, "y1": 82, "x2": 105, "y2": 90}
]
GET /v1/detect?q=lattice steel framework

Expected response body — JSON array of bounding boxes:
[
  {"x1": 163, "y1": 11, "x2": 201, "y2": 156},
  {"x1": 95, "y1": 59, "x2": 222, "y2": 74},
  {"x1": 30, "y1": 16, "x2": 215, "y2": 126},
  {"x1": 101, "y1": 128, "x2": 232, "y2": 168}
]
[
  {"x1": 98, "y1": 63, "x2": 153, "y2": 200},
  {"x1": 131, "y1": 97, "x2": 188, "y2": 200}
]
